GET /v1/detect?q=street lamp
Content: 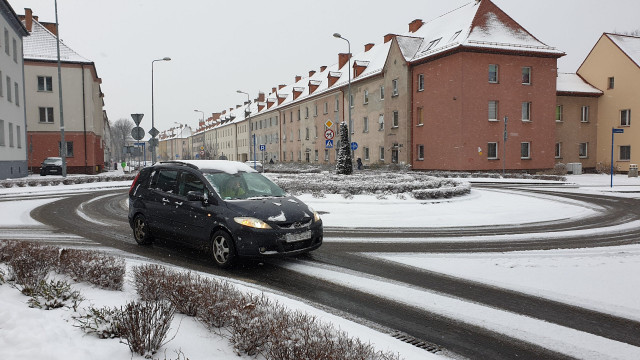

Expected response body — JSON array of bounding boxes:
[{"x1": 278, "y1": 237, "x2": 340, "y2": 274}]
[
  {"x1": 151, "y1": 57, "x2": 171, "y2": 164},
  {"x1": 333, "y1": 33, "x2": 353, "y2": 160},
  {"x1": 194, "y1": 109, "x2": 205, "y2": 159},
  {"x1": 54, "y1": 0, "x2": 67, "y2": 177}
]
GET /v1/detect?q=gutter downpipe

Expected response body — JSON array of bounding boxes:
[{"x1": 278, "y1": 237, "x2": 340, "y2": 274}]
[{"x1": 81, "y1": 64, "x2": 88, "y2": 173}]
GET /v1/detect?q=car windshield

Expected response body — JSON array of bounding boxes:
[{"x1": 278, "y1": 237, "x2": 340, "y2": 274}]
[
  {"x1": 43, "y1": 158, "x2": 62, "y2": 165},
  {"x1": 204, "y1": 171, "x2": 286, "y2": 200}
]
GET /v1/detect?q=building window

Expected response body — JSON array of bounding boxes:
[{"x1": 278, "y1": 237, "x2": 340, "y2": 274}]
[
  {"x1": 489, "y1": 64, "x2": 499, "y2": 83},
  {"x1": 363, "y1": 90, "x2": 369, "y2": 104},
  {"x1": 521, "y1": 142, "x2": 531, "y2": 159},
  {"x1": 0, "y1": 119, "x2": 4, "y2": 146},
  {"x1": 363, "y1": 117, "x2": 369, "y2": 132},
  {"x1": 364, "y1": 147, "x2": 369, "y2": 161},
  {"x1": 335, "y1": 99, "x2": 339, "y2": 112},
  {"x1": 59, "y1": 141, "x2": 74, "y2": 157},
  {"x1": 378, "y1": 114, "x2": 384, "y2": 131},
  {"x1": 282, "y1": 152, "x2": 286, "y2": 161},
  {"x1": 290, "y1": 111, "x2": 293, "y2": 123},
  {"x1": 324, "y1": 149, "x2": 329, "y2": 161},
  {"x1": 315, "y1": 150, "x2": 319, "y2": 161},
  {"x1": 417, "y1": 144, "x2": 424, "y2": 160},
  {"x1": 12, "y1": 38, "x2": 17, "y2": 63},
  {"x1": 417, "y1": 107, "x2": 423, "y2": 126},
  {"x1": 426, "y1": 38, "x2": 441, "y2": 51},
  {"x1": 488, "y1": 101, "x2": 498, "y2": 121},
  {"x1": 8, "y1": 122, "x2": 13, "y2": 147},
  {"x1": 297, "y1": 109, "x2": 301, "y2": 120},
  {"x1": 4, "y1": 28, "x2": 9, "y2": 55},
  {"x1": 16, "y1": 125, "x2": 21, "y2": 148},
  {"x1": 305, "y1": 127, "x2": 309, "y2": 140},
  {"x1": 380, "y1": 146, "x2": 385, "y2": 161},
  {"x1": 620, "y1": 145, "x2": 631, "y2": 161},
  {"x1": 40, "y1": 107, "x2": 54, "y2": 123},
  {"x1": 488, "y1": 142, "x2": 498, "y2": 159},
  {"x1": 392, "y1": 111, "x2": 399, "y2": 128},
  {"x1": 14, "y1": 82, "x2": 19, "y2": 106},
  {"x1": 305, "y1": 107, "x2": 309, "y2": 118},
  {"x1": 522, "y1": 102, "x2": 531, "y2": 122},
  {"x1": 555, "y1": 142, "x2": 562, "y2": 159},
  {"x1": 608, "y1": 77, "x2": 615, "y2": 89},
  {"x1": 6, "y1": 76, "x2": 11, "y2": 103},
  {"x1": 417, "y1": 74, "x2": 424, "y2": 91},
  {"x1": 324, "y1": 102, "x2": 328, "y2": 114},
  {"x1": 581, "y1": 106, "x2": 590, "y2": 123},
  {"x1": 621, "y1": 109, "x2": 631, "y2": 126},
  {"x1": 556, "y1": 105, "x2": 563, "y2": 122},
  {"x1": 579, "y1": 142, "x2": 588, "y2": 158},
  {"x1": 314, "y1": 105, "x2": 318, "y2": 117},
  {"x1": 392, "y1": 79, "x2": 398, "y2": 96},
  {"x1": 380, "y1": 85, "x2": 385, "y2": 100},
  {"x1": 522, "y1": 67, "x2": 531, "y2": 85},
  {"x1": 0, "y1": 70, "x2": 3, "y2": 97}
]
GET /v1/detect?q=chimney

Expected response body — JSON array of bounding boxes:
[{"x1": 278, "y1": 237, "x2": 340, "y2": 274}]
[
  {"x1": 272, "y1": 87, "x2": 277, "y2": 93},
  {"x1": 409, "y1": 19, "x2": 424, "y2": 33},
  {"x1": 309, "y1": 70, "x2": 316, "y2": 77},
  {"x1": 258, "y1": 92, "x2": 265, "y2": 102},
  {"x1": 320, "y1": 65, "x2": 327, "y2": 72},
  {"x1": 295, "y1": 75, "x2": 302, "y2": 83},
  {"x1": 384, "y1": 34, "x2": 396, "y2": 43},
  {"x1": 278, "y1": 84, "x2": 286, "y2": 90},
  {"x1": 230, "y1": 108, "x2": 234, "y2": 112},
  {"x1": 338, "y1": 53, "x2": 351, "y2": 69},
  {"x1": 42, "y1": 22, "x2": 57, "y2": 36},
  {"x1": 211, "y1": 112, "x2": 221, "y2": 120},
  {"x1": 24, "y1": 8, "x2": 33, "y2": 32},
  {"x1": 364, "y1": 43, "x2": 375, "y2": 52},
  {"x1": 235, "y1": 105, "x2": 241, "y2": 109}
]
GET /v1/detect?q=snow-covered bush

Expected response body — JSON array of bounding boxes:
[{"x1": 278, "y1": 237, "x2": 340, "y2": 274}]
[
  {"x1": 58, "y1": 249, "x2": 125, "y2": 290},
  {"x1": 117, "y1": 300, "x2": 176, "y2": 357},
  {"x1": 73, "y1": 306, "x2": 123, "y2": 339},
  {"x1": 132, "y1": 264, "x2": 173, "y2": 302},
  {"x1": 27, "y1": 279, "x2": 83, "y2": 310},
  {"x1": 4, "y1": 241, "x2": 58, "y2": 295}
]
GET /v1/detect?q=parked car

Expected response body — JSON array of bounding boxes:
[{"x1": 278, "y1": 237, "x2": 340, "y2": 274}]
[
  {"x1": 128, "y1": 160, "x2": 323, "y2": 268},
  {"x1": 40, "y1": 157, "x2": 63, "y2": 176}
]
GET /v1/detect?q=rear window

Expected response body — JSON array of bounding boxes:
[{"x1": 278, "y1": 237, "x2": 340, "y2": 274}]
[{"x1": 151, "y1": 169, "x2": 179, "y2": 194}]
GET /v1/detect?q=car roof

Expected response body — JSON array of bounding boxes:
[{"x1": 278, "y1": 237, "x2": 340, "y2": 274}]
[{"x1": 159, "y1": 160, "x2": 257, "y2": 174}]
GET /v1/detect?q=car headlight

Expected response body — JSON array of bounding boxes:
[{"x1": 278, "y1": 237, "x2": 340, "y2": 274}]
[
  {"x1": 313, "y1": 211, "x2": 321, "y2": 222},
  {"x1": 234, "y1": 217, "x2": 272, "y2": 229}
]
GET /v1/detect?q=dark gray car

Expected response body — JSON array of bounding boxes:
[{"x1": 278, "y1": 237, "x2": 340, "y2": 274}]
[{"x1": 128, "y1": 160, "x2": 323, "y2": 268}]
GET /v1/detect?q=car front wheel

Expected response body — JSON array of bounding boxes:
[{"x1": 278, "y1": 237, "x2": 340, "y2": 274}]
[
  {"x1": 133, "y1": 214, "x2": 154, "y2": 245},
  {"x1": 211, "y1": 230, "x2": 236, "y2": 269}
]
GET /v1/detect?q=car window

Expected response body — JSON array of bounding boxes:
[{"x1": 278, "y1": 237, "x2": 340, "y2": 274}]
[
  {"x1": 152, "y1": 169, "x2": 179, "y2": 194},
  {"x1": 178, "y1": 172, "x2": 208, "y2": 197},
  {"x1": 204, "y1": 171, "x2": 285, "y2": 200}
]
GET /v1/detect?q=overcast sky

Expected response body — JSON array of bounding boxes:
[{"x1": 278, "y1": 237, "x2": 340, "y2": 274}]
[{"x1": 7, "y1": 0, "x2": 640, "y2": 134}]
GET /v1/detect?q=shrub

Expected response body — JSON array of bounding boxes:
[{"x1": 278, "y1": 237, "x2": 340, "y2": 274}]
[
  {"x1": 6, "y1": 242, "x2": 58, "y2": 295},
  {"x1": 164, "y1": 271, "x2": 207, "y2": 317},
  {"x1": 118, "y1": 300, "x2": 176, "y2": 357},
  {"x1": 132, "y1": 264, "x2": 173, "y2": 301},
  {"x1": 73, "y1": 306, "x2": 122, "y2": 339},
  {"x1": 196, "y1": 278, "x2": 244, "y2": 330},
  {"x1": 229, "y1": 294, "x2": 274, "y2": 356},
  {"x1": 58, "y1": 249, "x2": 125, "y2": 290},
  {"x1": 27, "y1": 279, "x2": 83, "y2": 311}
]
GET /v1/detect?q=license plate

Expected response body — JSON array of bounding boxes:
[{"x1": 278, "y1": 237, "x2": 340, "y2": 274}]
[{"x1": 285, "y1": 230, "x2": 311, "y2": 243}]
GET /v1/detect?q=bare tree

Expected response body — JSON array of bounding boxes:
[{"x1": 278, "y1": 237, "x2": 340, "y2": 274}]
[{"x1": 111, "y1": 118, "x2": 134, "y2": 162}]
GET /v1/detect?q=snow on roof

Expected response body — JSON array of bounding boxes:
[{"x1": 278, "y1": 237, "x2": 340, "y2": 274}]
[
  {"x1": 176, "y1": 160, "x2": 257, "y2": 174},
  {"x1": 22, "y1": 19, "x2": 92, "y2": 63},
  {"x1": 556, "y1": 73, "x2": 603, "y2": 95},
  {"x1": 606, "y1": 33, "x2": 640, "y2": 68}
]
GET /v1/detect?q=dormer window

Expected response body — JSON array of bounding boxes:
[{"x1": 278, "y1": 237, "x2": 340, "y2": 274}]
[
  {"x1": 450, "y1": 30, "x2": 462, "y2": 42},
  {"x1": 426, "y1": 38, "x2": 441, "y2": 51}
]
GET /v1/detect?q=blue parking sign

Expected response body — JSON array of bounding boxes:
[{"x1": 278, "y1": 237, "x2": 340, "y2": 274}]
[
  {"x1": 325, "y1": 140, "x2": 334, "y2": 148},
  {"x1": 259, "y1": 144, "x2": 266, "y2": 151}
]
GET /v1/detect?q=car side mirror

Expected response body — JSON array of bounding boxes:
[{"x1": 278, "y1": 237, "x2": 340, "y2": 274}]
[{"x1": 187, "y1": 191, "x2": 206, "y2": 202}]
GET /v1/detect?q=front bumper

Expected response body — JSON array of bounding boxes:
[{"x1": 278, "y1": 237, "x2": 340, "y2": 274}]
[{"x1": 232, "y1": 220, "x2": 323, "y2": 257}]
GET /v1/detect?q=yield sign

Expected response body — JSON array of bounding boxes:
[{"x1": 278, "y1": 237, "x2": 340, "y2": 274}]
[
  {"x1": 131, "y1": 113, "x2": 144, "y2": 126},
  {"x1": 324, "y1": 129, "x2": 335, "y2": 140}
]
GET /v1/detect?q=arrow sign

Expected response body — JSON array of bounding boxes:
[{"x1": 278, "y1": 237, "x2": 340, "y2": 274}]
[
  {"x1": 131, "y1": 113, "x2": 144, "y2": 126},
  {"x1": 350, "y1": 142, "x2": 358, "y2": 151}
]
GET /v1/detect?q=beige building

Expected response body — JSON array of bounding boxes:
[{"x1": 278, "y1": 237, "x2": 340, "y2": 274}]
[
  {"x1": 555, "y1": 73, "x2": 602, "y2": 170},
  {"x1": 578, "y1": 33, "x2": 640, "y2": 172}
]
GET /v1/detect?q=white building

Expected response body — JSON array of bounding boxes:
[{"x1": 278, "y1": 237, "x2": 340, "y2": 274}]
[{"x1": 0, "y1": 0, "x2": 29, "y2": 179}]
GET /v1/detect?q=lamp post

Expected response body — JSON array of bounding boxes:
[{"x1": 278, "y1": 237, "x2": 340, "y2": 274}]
[
  {"x1": 54, "y1": 0, "x2": 66, "y2": 177},
  {"x1": 333, "y1": 33, "x2": 352, "y2": 159},
  {"x1": 151, "y1": 57, "x2": 171, "y2": 164},
  {"x1": 194, "y1": 109, "x2": 205, "y2": 159},
  {"x1": 237, "y1": 90, "x2": 254, "y2": 167}
]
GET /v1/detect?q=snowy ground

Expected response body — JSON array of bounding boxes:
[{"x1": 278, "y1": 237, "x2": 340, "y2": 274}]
[{"x1": 0, "y1": 172, "x2": 639, "y2": 359}]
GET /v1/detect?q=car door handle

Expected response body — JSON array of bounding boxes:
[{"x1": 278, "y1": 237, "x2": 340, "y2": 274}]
[
  {"x1": 162, "y1": 198, "x2": 170, "y2": 203},
  {"x1": 175, "y1": 202, "x2": 183, "y2": 206}
]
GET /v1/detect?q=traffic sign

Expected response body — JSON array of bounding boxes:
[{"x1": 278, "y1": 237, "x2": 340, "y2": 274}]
[
  {"x1": 613, "y1": 128, "x2": 624, "y2": 134},
  {"x1": 148, "y1": 138, "x2": 159, "y2": 147},
  {"x1": 200, "y1": 150, "x2": 205, "y2": 156},
  {"x1": 148, "y1": 127, "x2": 160, "y2": 138},
  {"x1": 350, "y1": 142, "x2": 358, "y2": 151},
  {"x1": 325, "y1": 140, "x2": 334, "y2": 148},
  {"x1": 131, "y1": 113, "x2": 144, "y2": 126},
  {"x1": 324, "y1": 129, "x2": 335, "y2": 140},
  {"x1": 259, "y1": 144, "x2": 266, "y2": 151},
  {"x1": 131, "y1": 126, "x2": 145, "y2": 140},
  {"x1": 325, "y1": 120, "x2": 334, "y2": 128}
]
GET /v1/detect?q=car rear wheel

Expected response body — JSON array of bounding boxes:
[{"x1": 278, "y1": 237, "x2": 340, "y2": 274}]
[
  {"x1": 211, "y1": 230, "x2": 236, "y2": 268},
  {"x1": 133, "y1": 214, "x2": 154, "y2": 245}
]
